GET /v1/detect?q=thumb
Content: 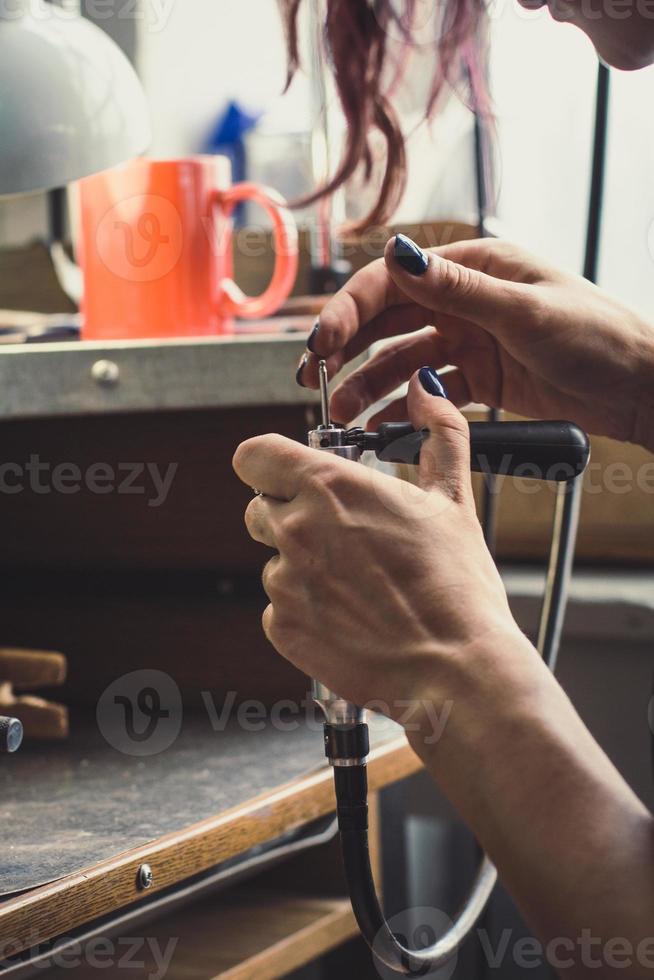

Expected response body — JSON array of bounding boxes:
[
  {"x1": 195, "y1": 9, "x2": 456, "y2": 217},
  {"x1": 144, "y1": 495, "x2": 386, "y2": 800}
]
[
  {"x1": 386, "y1": 234, "x2": 526, "y2": 327},
  {"x1": 407, "y1": 367, "x2": 473, "y2": 501}
]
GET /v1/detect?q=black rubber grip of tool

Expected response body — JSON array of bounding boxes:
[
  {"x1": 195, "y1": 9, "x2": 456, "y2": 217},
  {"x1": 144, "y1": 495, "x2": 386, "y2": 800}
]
[
  {"x1": 334, "y1": 764, "x2": 369, "y2": 832},
  {"x1": 374, "y1": 420, "x2": 590, "y2": 482},
  {"x1": 324, "y1": 723, "x2": 369, "y2": 762}
]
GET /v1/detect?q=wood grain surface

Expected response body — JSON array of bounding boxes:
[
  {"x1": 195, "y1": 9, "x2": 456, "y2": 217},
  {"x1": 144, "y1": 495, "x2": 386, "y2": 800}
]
[{"x1": 44, "y1": 891, "x2": 358, "y2": 980}]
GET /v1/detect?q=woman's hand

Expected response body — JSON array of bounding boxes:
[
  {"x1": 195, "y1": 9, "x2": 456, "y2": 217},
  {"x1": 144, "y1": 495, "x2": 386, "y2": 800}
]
[
  {"x1": 233, "y1": 369, "x2": 526, "y2": 735},
  {"x1": 298, "y1": 236, "x2": 654, "y2": 452}
]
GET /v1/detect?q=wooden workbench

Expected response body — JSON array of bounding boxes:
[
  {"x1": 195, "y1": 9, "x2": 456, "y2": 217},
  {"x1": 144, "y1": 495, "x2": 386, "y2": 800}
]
[{"x1": 0, "y1": 713, "x2": 420, "y2": 977}]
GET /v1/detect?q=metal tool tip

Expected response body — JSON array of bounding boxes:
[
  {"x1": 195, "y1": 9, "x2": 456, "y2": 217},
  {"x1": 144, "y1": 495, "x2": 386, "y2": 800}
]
[{"x1": 318, "y1": 359, "x2": 330, "y2": 428}]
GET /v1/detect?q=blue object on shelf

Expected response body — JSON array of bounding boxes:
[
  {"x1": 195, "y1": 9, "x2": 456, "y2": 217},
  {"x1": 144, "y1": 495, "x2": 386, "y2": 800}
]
[{"x1": 205, "y1": 101, "x2": 262, "y2": 226}]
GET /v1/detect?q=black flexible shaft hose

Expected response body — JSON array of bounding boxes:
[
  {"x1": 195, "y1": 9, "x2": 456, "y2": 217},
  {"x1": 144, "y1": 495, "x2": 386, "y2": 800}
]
[
  {"x1": 334, "y1": 766, "x2": 421, "y2": 974},
  {"x1": 333, "y1": 759, "x2": 498, "y2": 974}
]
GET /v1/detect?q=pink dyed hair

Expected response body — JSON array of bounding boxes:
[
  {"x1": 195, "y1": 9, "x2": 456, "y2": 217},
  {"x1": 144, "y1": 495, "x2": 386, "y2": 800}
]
[{"x1": 279, "y1": 0, "x2": 491, "y2": 231}]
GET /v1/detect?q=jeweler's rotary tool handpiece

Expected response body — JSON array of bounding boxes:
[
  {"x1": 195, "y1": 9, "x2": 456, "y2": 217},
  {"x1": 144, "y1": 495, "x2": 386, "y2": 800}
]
[
  {"x1": 310, "y1": 359, "x2": 367, "y2": 733},
  {"x1": 349, "y1": 419, "x2": 590, "y2": 482},
  {"x1": 308, "y1": 362, "x2": 590, "y2": 974}
]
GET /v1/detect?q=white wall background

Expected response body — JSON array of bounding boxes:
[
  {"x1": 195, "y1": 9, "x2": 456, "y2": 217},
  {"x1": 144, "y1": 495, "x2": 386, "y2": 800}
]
[
  {"x1": 138, "y1": 0, "x2": 293, "y2": 156},
  {"x1": 489, "y1": 0, "x2": 654, "y2": 318}
]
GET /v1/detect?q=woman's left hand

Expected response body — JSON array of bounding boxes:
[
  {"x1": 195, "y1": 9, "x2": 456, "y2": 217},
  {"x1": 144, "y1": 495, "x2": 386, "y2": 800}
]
[{"x1": 233, "y1": 369, "x2": 522, "y2": 735}]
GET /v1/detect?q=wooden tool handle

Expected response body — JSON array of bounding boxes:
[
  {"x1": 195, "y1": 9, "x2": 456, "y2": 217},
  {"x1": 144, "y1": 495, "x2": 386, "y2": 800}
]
[{"x1": 0, "y1": 649, "x2": 67, "y2": 689}]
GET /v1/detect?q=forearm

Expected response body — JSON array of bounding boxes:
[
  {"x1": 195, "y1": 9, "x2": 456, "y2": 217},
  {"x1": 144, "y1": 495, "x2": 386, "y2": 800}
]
[
  {"x1": 631, "y1": 315, "x2": 654, "y2": 453},
  {"x1": 634, "y1": 383, "x2": 654, "y2": 455},
  {"x1": 409, "y1": 630, "x2": 654, "y2": 978}
]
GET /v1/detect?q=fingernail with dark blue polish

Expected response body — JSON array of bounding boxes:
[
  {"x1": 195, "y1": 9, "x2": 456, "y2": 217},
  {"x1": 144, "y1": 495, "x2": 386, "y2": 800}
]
[
  {"x1": 418, "y1": 366, "x2": 448, "y2": 398},
  {"x1": 296, "y1": 354, "x2": 308, "y2": 387},
  {"x1": 394, "y1": 234, "x2": 429, "y2": 276},
  {"x1": 306, "y1": 320, "x2": 320, "y2": 353}
]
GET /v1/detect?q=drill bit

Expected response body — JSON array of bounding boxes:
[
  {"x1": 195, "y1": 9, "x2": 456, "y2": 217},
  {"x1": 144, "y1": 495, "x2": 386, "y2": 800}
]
[{"x1": 318, "y1": 359, "x2": 330, "y2": 428}]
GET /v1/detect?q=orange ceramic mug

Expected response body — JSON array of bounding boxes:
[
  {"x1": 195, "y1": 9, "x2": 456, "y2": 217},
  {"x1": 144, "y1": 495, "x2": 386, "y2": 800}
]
[{"x1": 76, "y1": 156, "x2": 298, "y2": 340}]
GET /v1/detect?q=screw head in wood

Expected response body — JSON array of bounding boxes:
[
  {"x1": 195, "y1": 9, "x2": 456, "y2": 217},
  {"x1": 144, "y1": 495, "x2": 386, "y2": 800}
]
[{"x1": 137, "y1": 863, "x2": 154, "y2": 890}]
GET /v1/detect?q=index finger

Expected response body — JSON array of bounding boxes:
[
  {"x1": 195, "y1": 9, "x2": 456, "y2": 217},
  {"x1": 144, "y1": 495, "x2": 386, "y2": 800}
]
[
  {"x1": 311, "y1": 237, "x2": 549, "y2": 366},
  {"x1": 310, "y1": 256, "x2": 409, "y2": 359},
  {"x1": 233, "y1": 433, "x2": 316, "y2": 501}
]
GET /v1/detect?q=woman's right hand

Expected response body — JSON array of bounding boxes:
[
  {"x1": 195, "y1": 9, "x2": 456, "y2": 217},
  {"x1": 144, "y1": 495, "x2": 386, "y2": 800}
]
[{"x1": 298, "y1": 236, "x2": 654, "y2": 451}]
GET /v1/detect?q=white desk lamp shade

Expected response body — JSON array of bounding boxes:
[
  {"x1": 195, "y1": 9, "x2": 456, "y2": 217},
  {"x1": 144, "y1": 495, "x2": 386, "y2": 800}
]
[{"x1": 0, "y1": 1, "x2": 151, "y2": 196}]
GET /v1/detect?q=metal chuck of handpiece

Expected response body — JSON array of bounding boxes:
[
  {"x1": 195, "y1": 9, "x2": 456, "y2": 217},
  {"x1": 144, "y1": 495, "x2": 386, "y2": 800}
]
[{"x1": 308, "y1": 360, "x2": 369, "y2": 769}]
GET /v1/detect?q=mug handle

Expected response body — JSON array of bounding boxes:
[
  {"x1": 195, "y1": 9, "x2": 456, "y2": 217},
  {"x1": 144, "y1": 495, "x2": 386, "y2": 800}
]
[{"x1": 211, "y1": 183, "x2": 299, "y2": 320}]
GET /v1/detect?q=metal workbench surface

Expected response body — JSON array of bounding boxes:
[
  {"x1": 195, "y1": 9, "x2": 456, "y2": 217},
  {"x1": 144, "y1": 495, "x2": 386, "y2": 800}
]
[{"x1": 0, "y1": 333, "x2": 316, "y2": 421}]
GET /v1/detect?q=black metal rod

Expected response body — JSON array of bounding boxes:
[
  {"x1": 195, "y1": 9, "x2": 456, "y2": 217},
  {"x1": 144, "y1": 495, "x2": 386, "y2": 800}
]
[
  {"x1": 471, "y1": 75, "x2": 502, "y2": 555},
  {"x1": 537, "y1": 479, "x2": 584, "y2": 671},
  {"x1": 473, "y1": 110, "x2": 488, "y2": 240},
  {"x1": 583, "y1": 62, "x2": 610, "y2": 284},
  {"x1": 535, "y1": 61, "x2": 610, "y2": 674},
  {"x1": 47, "y1": 187, "x2": 67, "y2": 245}
]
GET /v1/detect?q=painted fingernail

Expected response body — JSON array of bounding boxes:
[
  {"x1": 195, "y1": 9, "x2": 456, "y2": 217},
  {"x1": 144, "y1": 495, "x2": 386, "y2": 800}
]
[
  {"x1": 306, "y1": 320, "x2": 320, "y2": 353},
  {"x1": 418, "y1": 366, "x2": 448, "y2": 398},
  {"x1": 296, "y1": 353, "x2": 308, "y2": 387},
  {"x1": 394, "y1": 234, "x2": 429, "y2": 276}
]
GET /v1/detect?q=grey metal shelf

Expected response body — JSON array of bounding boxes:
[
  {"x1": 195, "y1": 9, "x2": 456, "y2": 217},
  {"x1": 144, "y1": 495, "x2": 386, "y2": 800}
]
[{"x1": 0, "y1": 333, "x2": 315, "y2": 420}]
